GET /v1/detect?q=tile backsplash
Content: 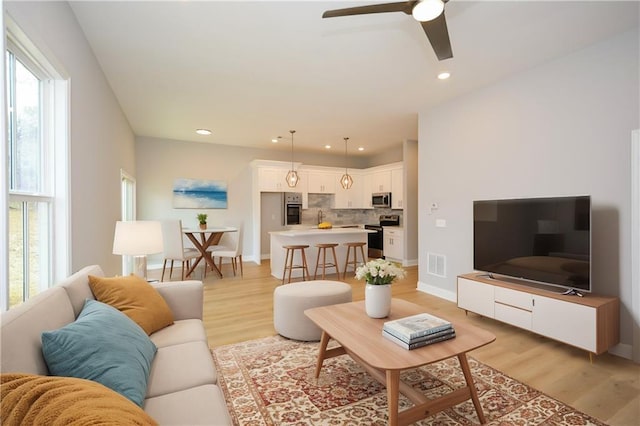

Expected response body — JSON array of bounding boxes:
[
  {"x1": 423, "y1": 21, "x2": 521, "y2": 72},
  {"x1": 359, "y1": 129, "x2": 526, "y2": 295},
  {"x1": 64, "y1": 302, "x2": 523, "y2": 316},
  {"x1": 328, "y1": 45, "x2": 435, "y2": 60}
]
[{"x1": 302, "y1": 194, "x2": 401, "y2": 226}]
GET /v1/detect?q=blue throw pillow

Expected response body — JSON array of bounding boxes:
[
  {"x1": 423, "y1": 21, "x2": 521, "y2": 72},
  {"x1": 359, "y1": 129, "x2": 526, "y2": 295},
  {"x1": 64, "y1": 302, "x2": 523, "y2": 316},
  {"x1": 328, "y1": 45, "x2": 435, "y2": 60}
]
[{"x1": 41, "y1": 299, "x2": 157, "y2": 407}]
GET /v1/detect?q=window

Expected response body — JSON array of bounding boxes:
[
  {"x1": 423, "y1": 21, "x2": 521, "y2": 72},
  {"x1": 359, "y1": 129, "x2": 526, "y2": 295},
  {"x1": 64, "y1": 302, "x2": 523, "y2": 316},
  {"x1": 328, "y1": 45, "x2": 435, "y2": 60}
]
[
  {"x1": 5, "y1": 22, "x2": 69, "y2": 310},
  {"x1": 120, "y1": 170, "x2": 137, "y2": 275}
]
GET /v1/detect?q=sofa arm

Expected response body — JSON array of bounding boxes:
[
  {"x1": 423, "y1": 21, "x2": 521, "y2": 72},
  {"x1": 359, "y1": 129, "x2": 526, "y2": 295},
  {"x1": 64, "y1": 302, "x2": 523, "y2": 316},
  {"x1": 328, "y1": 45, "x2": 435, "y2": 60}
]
[{"x1": 152, "y1": 280, "x2": 203, "y2": 321}]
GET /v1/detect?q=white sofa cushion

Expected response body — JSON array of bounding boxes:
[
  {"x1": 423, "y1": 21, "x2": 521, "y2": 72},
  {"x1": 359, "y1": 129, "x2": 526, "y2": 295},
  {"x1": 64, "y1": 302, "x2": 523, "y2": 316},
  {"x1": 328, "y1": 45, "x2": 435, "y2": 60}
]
[
  {"x1": 144, "y1": 384, "x2": 231, "y2": 425},
  {"x1": 152, "y1": 280, "x2": 203, "y2": 321},
  {"x1": 1, "y1": 287, "x2": 76, "y2": 375},
  {"x1": 146, "y1": 341, "x2": 217, "y2": 398},
  {"x1": 150, "y1": 319, "x2": 208, "y2": 348}
]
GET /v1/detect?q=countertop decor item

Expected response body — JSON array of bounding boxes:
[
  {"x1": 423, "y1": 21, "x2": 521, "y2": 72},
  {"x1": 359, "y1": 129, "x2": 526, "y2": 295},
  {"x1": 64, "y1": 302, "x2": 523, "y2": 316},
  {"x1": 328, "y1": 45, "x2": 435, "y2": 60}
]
[
  {"x1": 197, "y1": 213, "x2": 208, "y2": 230},
  {"x1": 356, "y1": 258, "x2": 405, "y2": 318}
]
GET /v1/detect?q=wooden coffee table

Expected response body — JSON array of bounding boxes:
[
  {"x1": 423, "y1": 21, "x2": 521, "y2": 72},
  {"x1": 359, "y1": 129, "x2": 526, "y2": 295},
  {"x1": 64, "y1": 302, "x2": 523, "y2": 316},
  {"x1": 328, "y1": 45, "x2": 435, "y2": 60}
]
[{"x1": 305, "y1": 298, "x2": 496, "y2": 426}]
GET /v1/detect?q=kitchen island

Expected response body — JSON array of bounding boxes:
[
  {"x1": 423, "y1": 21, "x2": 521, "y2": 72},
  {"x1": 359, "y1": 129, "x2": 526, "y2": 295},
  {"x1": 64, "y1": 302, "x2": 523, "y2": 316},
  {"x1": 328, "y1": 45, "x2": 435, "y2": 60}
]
[{"x1": 270, "y1": 227, "x2": 374, "y2": 280}]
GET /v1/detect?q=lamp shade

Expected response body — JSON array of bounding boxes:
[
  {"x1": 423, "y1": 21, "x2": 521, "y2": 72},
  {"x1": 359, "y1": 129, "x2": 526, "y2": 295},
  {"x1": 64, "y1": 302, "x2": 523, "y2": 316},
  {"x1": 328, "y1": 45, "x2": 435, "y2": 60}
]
[{"x1": 112, "y1": 221, "x2": 164, "y2": 256}]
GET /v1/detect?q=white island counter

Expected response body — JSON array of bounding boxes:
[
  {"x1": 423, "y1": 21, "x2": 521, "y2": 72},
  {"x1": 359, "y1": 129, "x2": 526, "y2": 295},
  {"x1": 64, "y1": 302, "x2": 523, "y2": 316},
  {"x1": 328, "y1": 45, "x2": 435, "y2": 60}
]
[{"x1": 270, "y1": 227, "x2": 374, "y2": 280}]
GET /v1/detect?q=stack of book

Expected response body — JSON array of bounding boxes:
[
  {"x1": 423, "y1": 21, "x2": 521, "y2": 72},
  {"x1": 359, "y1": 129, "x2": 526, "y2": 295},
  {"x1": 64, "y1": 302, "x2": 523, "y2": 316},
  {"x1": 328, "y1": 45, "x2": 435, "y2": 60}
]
[{"x1": 382, "y1": 312, "x2": 456, "y2": 350}]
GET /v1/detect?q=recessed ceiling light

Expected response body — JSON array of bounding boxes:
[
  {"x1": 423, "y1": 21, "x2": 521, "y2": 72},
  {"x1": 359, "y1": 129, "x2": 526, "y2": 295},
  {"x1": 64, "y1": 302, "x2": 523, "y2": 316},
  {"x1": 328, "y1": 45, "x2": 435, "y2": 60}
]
[
  {"x1": 437, "y1": 72, "x2": 450, "y2": 80},
  {"x1": 196, "y1": 128, "x2": 212, "y2": 135},
  {"x1": 358, "y1": 147, "x2": 364, "y2": 151},
  {"x1": 325, "y1": 145, "x2": 331, "y2": 149}
]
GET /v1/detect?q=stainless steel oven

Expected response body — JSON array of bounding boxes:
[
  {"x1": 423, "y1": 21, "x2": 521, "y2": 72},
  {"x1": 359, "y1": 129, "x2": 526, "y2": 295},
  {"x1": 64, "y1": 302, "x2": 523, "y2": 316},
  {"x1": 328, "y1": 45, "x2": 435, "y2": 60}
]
[
  {"x1": 283, "y1": 192, "x2": 302, "y2": 226},
  {"x1": 365, "y1": 214, "x2": 400, "y2": 258},
  {"x1": 365, "y1": 224, "x2": 384, "y2": 258}
]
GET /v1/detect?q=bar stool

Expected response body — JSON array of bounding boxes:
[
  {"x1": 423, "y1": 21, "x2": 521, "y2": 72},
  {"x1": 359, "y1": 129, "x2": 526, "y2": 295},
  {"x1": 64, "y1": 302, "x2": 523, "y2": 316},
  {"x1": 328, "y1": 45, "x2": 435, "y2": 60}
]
[
  {"x1": 313, "y1": 243, "x2": 340, "y2": 279},
  {"x1": 282, "y1": 245, "x2": 310, "y2": 284},
  {"x1": 343, "y1": 242, "x2": 367, "y2": 279}
]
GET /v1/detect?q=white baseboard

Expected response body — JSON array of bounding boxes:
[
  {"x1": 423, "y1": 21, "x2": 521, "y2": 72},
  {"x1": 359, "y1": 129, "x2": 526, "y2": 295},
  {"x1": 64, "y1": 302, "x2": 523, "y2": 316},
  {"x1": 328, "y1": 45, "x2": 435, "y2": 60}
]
[
  {"x1": 608, "y1": 343, "x2": 633, "y2": 360},
  {"x1": 417, "y1": 280, "x2": 457, "y2": 303}
]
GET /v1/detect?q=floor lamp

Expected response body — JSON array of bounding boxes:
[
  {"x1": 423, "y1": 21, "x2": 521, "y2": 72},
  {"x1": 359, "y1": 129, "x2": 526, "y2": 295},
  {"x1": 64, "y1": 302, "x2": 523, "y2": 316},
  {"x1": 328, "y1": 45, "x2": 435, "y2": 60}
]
[{"x1": 112, "y1": 221, "x2": 164, "y2": 279}]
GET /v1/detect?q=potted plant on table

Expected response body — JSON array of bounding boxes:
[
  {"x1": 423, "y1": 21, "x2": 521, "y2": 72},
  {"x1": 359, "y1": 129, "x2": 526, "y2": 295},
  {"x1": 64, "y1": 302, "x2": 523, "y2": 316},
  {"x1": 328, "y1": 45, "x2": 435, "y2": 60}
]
[
  {"x1": 356, "y1": 258, "x2": 406, "y2": 318},
  {"x1": 197, "y1": 213, "x2": 208, "y2": 230}
]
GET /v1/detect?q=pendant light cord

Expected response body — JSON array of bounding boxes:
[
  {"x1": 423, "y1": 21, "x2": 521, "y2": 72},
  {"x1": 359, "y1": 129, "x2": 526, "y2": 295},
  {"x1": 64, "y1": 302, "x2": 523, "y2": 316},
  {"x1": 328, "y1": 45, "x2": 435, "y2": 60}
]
[
  {"x1": 344, "y1": 137, "x2": 349, "y2": 173},
  {"x1": 290, "y1": 130, "x2": 296, "y2": 168}
]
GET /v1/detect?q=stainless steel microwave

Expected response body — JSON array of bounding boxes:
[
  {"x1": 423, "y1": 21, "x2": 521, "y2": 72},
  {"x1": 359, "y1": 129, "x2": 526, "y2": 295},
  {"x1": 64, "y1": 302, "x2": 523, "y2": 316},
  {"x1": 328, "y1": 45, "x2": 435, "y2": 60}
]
[{"x1": 372, "y1": 192, "x2": 391, "y2": 208}]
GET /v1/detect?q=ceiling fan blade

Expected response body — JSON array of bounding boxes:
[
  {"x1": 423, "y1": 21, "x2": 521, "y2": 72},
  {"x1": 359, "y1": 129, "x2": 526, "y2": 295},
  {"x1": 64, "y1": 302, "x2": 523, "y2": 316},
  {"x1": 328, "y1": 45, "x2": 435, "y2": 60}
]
[
  {"x1": 323, "y1": 2, "x2": 415, "y2": 19},
  {"x1": 420, "y1": 12, "x2": 453, "y2": 60}
]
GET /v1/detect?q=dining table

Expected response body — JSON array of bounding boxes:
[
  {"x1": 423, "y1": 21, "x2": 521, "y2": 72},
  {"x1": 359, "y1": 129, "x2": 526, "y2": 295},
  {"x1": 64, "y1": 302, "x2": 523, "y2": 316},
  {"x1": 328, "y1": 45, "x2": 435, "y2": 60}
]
[{"x1": 182, "y1": 226, "x2": 237, "y2": 278}]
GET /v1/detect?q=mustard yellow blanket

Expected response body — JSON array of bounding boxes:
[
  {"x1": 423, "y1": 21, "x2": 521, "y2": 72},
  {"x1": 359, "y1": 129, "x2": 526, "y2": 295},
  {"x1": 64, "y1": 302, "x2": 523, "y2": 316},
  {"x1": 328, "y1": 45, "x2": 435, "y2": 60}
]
[{"x1": 1, "y1": 373, "x2": 157, "y2": 425}]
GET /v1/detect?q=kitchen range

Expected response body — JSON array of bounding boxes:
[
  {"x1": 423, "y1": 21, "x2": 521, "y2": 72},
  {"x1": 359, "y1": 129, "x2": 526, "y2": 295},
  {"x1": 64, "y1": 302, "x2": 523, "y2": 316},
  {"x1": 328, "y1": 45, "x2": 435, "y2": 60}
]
[{"x1": 365, "y1": 214, "x2": 400, "y2": 258}]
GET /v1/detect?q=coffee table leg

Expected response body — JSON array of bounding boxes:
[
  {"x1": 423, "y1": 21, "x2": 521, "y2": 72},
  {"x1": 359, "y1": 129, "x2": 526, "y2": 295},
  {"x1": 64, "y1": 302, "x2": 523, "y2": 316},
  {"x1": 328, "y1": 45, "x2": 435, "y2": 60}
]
[
  {"x1": 458, "y1": 354, "x2": 486, "y2": 424},
  {"x1": 315, "y1": 331, "x2": 330, "y2": 378},
  {"x1": 386, "y1": 369, "x2": 400, "y2": 426}
]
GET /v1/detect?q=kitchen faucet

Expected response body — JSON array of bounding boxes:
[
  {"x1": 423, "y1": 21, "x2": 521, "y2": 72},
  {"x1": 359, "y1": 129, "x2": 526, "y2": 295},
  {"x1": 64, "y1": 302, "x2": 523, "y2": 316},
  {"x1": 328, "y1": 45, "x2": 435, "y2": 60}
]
[{"x1": 317, "y1": 209, "x2": 324, "y2": 225}]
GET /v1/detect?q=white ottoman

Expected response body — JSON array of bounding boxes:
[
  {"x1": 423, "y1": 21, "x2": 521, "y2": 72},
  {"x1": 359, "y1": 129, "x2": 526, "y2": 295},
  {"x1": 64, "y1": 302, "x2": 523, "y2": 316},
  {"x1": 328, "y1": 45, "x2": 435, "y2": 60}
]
[{"x1": 273, "y1": 280, "x2": 352, "y2": 341}]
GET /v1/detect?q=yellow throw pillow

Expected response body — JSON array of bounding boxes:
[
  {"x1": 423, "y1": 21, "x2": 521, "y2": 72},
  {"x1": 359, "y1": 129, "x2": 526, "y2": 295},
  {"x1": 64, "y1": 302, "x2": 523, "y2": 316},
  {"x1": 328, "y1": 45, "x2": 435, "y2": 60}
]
[
  {"x1": 0, "y1": 373, "x2": 158, "y2": 425},
  {"x1": 88, "y1": 274, "x2": 174, "y2": 335}
]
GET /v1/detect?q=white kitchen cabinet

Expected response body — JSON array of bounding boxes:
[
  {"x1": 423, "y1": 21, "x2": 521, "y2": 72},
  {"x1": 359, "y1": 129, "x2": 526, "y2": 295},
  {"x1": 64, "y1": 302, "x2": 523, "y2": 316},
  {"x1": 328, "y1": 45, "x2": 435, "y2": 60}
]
[
  {"x1": 307, "y1": 171, "x2": 336, "y2": 194},
  {"x1": 383, "y1": 227, "x2": 403, "y2": 261},
  {"x1": 334, "y1": 172, "x2": 365, "y2": 209},
  {"x1": 258, "y1": 167, "x2": 291, "y2": 192},
  {"x1": 391, "y1": 167, "x2": 403, "y2": 209},
  {"x1": 456, "y1": 273, "x2": 619, "y2": 355},
  {"x1": 368, "y1": 170, "x2": 391, "y2": 193}
]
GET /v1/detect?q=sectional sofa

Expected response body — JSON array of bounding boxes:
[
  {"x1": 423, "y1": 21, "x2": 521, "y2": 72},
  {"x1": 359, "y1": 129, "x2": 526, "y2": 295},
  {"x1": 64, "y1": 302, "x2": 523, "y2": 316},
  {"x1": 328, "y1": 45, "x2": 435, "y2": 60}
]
[{"x1": 1, "y1": 265, "x2": 232, "y2": 425}]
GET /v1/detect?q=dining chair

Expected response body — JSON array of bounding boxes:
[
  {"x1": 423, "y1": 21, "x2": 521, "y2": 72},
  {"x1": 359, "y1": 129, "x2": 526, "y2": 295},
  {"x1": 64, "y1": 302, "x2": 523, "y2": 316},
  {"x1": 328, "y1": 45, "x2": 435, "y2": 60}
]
[
  {"x1": 209, "y1": 225, "x2": 243, "y2": 277},
  {"x1": 161, "y1": 220, "x2": 201, "y2": 281}
]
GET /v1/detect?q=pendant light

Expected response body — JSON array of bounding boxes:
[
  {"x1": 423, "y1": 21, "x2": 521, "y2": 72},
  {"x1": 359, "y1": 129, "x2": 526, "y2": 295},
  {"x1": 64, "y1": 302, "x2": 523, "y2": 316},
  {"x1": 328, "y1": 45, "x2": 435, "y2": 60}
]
[
  {"x1": 285, "y1": 130, "x2": 299, "y2": 188},
  {"x1": 340, "y1": 137, "x2": 353, "y2": 190}
]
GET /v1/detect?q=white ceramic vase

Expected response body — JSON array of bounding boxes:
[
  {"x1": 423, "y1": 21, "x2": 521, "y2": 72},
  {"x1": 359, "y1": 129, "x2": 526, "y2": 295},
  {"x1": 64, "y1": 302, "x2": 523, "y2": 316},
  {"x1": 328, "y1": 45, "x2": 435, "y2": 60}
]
[{"x1": 365, "y1": 283, "x2": 392, "y2": 318}]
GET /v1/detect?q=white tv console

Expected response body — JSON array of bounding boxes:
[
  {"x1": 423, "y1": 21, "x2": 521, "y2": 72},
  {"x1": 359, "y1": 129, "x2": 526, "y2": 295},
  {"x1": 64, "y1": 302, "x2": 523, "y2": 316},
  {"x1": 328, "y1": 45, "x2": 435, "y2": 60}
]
[{"x1": 457, "y1": 273, "x2": 619, "y2": 358}]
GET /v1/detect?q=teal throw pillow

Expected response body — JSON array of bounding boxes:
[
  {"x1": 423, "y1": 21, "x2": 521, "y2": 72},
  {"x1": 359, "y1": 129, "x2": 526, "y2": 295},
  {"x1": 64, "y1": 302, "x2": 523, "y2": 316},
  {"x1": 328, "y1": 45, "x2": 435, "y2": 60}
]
[{"x1": 41, "y1": 299, "x2": 157, "y2": 407}]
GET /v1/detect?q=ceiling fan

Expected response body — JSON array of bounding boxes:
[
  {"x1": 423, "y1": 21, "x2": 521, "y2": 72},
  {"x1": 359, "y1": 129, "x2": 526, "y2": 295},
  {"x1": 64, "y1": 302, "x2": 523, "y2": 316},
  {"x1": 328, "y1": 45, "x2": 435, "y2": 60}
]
[{"x1": 322, "y1": 0, "x2": 453, "y2": 61}]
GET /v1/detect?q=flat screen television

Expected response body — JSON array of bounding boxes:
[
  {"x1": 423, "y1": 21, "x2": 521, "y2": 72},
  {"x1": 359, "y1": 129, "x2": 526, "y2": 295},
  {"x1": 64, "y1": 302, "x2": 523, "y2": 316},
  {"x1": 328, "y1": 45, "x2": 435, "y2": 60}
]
[{"x1": 473, "y1": 195, "x2": 591, "y2": 293}]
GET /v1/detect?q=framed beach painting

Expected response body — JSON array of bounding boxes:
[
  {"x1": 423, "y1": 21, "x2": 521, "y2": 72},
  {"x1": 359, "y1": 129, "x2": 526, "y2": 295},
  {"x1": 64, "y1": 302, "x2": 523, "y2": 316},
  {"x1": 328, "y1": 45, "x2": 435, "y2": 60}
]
[{"x1": 173, "y1": 178, "x2": 228, "y2": 209}]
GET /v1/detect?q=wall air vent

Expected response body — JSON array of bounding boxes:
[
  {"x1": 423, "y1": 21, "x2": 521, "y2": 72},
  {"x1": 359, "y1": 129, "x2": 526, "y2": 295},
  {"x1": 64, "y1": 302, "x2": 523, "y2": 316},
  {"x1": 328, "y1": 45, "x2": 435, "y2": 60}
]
[{"x1": 427, "y1": 252, "x2": 446, "y2": 277}]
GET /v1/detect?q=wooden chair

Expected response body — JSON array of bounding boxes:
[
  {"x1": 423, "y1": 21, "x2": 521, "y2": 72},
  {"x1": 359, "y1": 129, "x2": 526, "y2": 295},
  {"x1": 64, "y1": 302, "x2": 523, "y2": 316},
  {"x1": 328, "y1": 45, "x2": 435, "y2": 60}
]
[
  {"x1": 313, "y1": 243, "x2": 340, "y2": 279},
  {"x1": 282, "y1": 245, "x2": 310, "y2": 284},
  {"x1": 343, "y1": 241, "x2": 367, "y2": 280}
]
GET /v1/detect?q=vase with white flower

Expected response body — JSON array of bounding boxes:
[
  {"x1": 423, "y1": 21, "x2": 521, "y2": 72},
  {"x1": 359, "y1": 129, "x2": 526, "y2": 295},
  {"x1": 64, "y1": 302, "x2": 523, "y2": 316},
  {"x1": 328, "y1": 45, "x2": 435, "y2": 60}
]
[{"x1": 355, "y1": 258, "x2": 406, "y2": 318}]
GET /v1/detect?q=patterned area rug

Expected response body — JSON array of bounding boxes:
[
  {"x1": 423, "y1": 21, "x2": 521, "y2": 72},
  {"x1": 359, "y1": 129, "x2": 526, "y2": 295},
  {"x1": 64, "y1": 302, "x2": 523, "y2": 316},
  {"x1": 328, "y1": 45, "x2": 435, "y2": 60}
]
[{"x1": 211, "y1": 335, "x2": 606, "y2": 425}]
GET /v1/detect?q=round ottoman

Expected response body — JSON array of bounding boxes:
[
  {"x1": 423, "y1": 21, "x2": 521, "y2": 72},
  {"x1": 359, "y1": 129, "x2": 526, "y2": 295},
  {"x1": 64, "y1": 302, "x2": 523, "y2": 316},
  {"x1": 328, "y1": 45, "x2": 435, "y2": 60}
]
[{"x1": 274, "y1": 280, "x2": 352, "y2": 341}]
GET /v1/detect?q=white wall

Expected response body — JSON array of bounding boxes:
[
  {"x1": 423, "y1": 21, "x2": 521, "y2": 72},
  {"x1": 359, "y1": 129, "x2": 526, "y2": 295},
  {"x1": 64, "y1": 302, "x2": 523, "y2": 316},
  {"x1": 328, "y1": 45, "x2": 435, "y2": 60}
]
[
  {"x1": 6, "y1": 1, "x2": 136, "y2": 276},
  {"x1": 417, "y1": 29, "x2": 639, "y2": 356}
]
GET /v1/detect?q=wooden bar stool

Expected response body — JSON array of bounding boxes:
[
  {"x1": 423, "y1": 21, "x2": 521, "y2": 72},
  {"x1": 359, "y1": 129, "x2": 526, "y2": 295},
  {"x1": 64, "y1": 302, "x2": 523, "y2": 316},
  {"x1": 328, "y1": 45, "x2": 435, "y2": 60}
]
[
  {"x1": 343, "y1": 242, "x2": 367, "y2": 279},
  {"x1": 282, "y1": 245, "x2": 310, "y2": 284},
  {"x1": 313, "y1": 243, "x2": 340, "y2": 279}
]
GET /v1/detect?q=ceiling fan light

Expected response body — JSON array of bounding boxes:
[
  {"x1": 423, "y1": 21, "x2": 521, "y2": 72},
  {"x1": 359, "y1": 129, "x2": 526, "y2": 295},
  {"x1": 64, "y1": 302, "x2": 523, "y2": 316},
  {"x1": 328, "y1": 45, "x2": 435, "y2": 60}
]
[{"x1": 412, "y1": 0, "x2": 444, "y2": 22}]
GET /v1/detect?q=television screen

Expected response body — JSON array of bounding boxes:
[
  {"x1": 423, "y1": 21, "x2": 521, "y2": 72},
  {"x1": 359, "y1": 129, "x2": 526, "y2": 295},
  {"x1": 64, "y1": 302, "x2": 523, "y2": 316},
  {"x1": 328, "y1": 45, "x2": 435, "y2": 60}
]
[{"x1": 473, "y1": 196, "x2": 591, "y2": 292}]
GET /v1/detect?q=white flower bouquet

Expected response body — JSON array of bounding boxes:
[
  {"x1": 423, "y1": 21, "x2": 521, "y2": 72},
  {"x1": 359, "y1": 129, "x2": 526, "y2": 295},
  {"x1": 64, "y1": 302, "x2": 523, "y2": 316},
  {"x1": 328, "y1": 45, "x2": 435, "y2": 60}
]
[{"x1": 355, "y1": 258, "x2": 406, "y2": 285}]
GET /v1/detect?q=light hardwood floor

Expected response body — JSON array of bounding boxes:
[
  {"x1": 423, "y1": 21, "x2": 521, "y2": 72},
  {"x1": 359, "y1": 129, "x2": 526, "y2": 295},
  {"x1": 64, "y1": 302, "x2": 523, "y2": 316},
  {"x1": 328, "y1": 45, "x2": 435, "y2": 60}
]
[{"x1": 150, "y1": 261, "x2": 640, "y2": 425}]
